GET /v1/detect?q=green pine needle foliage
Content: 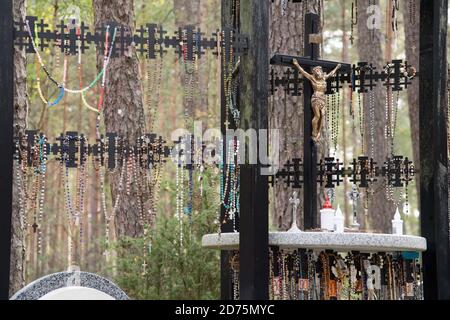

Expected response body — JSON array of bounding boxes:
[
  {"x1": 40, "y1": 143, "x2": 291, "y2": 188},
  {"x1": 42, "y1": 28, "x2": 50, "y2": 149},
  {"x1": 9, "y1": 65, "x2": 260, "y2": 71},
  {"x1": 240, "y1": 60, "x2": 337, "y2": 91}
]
[{"x1": 111, "y1": 169, "x2": 221, "y2": 300}]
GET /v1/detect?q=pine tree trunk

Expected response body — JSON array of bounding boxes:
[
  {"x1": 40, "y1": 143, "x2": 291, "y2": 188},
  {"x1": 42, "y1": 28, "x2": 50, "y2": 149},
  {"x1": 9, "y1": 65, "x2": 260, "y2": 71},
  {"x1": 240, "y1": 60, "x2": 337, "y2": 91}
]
[
  {"x1": 10, "y1": 0, "x2": 28, "y2": 297},
  {"x1": 93, "y1": 0, "x2": 147, "y2": 238},
  {"x1": 270, "y1": 0, "x2": 326, "y2": 230},
  {"x1": 402, "y1": 0, "x2": 420, "y2": 200},
  {"x1": 270, "y1": 1, "x2": 305, "y2": 231},
  {"x1": 357, "y1": 0, "x2": 393, "y2": 232},
  {"x1": 340, "y1": 0, "x2": 351, "y2": 225}
]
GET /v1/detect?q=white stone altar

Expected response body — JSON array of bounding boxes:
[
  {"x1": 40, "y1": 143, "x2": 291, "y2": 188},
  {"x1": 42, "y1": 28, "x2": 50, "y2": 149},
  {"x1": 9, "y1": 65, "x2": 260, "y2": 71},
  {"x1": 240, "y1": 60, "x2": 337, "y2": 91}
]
[{"x1": 202, "y1": 231, "x2": 427, "y2": 253}]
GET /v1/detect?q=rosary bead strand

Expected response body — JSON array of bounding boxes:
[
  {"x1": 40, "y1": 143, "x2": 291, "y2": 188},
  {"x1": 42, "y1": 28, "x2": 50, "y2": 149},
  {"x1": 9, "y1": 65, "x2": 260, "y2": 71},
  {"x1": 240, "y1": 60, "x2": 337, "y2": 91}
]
[{"x1": 27, "y1": 19, "x2": 118, "y2": 111}]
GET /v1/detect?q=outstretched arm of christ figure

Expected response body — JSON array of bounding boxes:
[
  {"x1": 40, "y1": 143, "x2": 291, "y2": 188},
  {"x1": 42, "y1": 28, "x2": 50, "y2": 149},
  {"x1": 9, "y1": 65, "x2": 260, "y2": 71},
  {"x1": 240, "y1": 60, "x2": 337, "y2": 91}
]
[
  {"x1": 325, "y1": 63, "x2": 342, "y2": 80},
  {"x1": 292, "y1": 59, "x2": 314, "y2": 82}
]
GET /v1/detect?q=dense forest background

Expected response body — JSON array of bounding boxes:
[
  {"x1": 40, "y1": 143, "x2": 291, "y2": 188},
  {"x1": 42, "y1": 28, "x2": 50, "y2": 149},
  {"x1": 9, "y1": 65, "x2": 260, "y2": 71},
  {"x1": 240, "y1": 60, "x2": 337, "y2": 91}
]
[{"x1": 9, "y1": 0, "x2": 450, "y2": 299}]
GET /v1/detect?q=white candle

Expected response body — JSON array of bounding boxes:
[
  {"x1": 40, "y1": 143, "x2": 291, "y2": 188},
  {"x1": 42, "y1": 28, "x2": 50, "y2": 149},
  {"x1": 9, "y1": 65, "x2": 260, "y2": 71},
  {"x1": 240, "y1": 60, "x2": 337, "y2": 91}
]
[
  {"x1": 391, "y1": 207, "x2": 403, "y2": 235},
  {"x1": 334, "y1": 204, "x2": 345, "y2": 233}
]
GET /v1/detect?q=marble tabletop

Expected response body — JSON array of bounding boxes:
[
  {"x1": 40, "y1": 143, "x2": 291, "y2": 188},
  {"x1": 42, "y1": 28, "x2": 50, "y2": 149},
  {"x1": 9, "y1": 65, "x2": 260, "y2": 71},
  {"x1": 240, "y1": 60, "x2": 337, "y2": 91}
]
[
  {"x1": 202, "y1": 231, "x2": 427, "y2": 252},
  {"x1": 10, "y1": 271, "x2": 129, "y2": 300}
]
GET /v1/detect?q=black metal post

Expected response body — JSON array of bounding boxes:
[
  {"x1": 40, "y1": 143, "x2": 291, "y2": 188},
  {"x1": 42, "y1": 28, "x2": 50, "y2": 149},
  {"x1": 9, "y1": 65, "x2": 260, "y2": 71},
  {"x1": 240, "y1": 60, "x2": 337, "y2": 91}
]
[
  {"x1": 0, "y1": 0, "x2": 14, "y2": 300},
  {"x1": 303, "y1": 13, "x2": 320, "y2": 230},
  {"x1": 419, "y1": 0, "x2": 450, "y2": 300},
  {"x1": 238, "y1": 0, "x2": 269, "y2": 300}
]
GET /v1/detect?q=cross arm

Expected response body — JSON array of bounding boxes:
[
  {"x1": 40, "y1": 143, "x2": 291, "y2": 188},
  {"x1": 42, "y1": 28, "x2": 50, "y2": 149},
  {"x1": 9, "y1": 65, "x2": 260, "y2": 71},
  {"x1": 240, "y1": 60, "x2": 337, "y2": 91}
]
[{"x1": 270, "y1": 54, "x2": 351, "y2": 72}]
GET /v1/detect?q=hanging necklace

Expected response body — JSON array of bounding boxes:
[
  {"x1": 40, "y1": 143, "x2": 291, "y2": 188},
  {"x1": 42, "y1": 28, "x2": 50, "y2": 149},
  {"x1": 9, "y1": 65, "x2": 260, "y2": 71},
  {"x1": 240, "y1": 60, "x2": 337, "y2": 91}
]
[
  {"x1": 358, "y1": 91, "x2": 365, "y2": 155},
  {"x1": 175, "y1": 143, "x2": 185, "y2": 245},
  {"x1": 350, "y1": 0, "x2": 358, "y2": 45},
  {"x1": 385, "y1": 86, "x2": 391, "y2": 155},
  {"x1": 392, "y1": 0, "x2": 400, "y2": 46},
  {"x1": 181, "y1": 30, "x2": 198, "y2": 131},
  {"x1": 62, "y1": 144, "x2": 78, "y2": 265},
  {"x1": 15, "y1": 139, "x2": 28, "y2": 245},
  {"x1": 300, "y1": 0, "x2": 306, "y2": 55},
  {"x1": 280, "y1": 0, "x2": 287, "y2": 17},
  {"x1": 99, "y1": 147, "x2": 127, "y2": 260},
  {"x1": 220, "y1": 139, "x2": 240, "y2": 230},
  {"x1": 180, "y1": 31, "x2": 198, "y2": 225},
  {"x1": 269, "y1": 249, "x2": 275, "y2": 300},
  {"x1": 409, "y1": 0, "x2": 417, "y2": 25},
  {"x1": 36, "y1": 135, "x2": 47, "y2": 255},
  {"x1": 22, "y1": 135, "x2": 45, "y2": 254},
  {"x1": 82, "y1": 25, "x2": 118, "y2": 124},
  {"x1": 368, "y1": 90, "x2": 375, "y2": 159},
  {"x1": 222, "y1": 30, "x2": 240, "y2": 128},
  {"x1": 329, "y1": 90, "x2": 340, "y2": 155},
  {"x1": 384, "y1": 64, "x2": 400, "y2": 156},
  {"x1": 27, "y1": 19, "x2": 118, "y2": 110},
  {"x1": 149, "y1": 137, "x2": 166, "y2": 228},
  {"x1": 61, "y1": 134, "x2": 91, "y2": 264},
  {"x1": 223, "y1": 1, "x2": 241, "y2": 129},
  {"x1": 326, "y1": 94, "x2": 331, "y2": 142},
  {"x1": 146, "y1": 47, "x2": 164, "y2": 132},
  {"x1": 448, "y1": 66, "x2": 450, "y2": 237},
  {"x1": 230, "y1": 252, "x2": 240, "y2": 300},
  {"x1": 30, "y1": 22, "x2": 64, "y2": 107},
  {"x1": 26, "y1": 20, "x2": 65, "y2": 107},
  {"x1": 34, "y1": 57, "x2": 65, "y2": 108},
  {"x1": 22, "y1": 135, "x2": 48, "y2": 255},
  {"x1": 335, "y1": 89, "x2": 341, "y2": 154},
  {"x1": 220, "y1": 141, "x2": 232, "y2": 221}
]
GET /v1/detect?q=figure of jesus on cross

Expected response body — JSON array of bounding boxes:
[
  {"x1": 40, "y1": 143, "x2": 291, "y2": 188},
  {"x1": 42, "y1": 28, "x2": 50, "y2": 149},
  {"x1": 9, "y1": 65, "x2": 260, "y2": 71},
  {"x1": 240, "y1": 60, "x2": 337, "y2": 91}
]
[{"x1": 292, "y1": 60, "x2": 341, "y2": 142}]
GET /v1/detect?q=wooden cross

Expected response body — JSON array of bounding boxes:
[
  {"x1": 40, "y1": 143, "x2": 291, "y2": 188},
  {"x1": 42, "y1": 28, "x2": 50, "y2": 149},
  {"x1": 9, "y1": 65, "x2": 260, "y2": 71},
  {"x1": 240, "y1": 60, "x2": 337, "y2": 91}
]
[{"x1": 270, "y1": 13, "x2": 351, "y2": 230}]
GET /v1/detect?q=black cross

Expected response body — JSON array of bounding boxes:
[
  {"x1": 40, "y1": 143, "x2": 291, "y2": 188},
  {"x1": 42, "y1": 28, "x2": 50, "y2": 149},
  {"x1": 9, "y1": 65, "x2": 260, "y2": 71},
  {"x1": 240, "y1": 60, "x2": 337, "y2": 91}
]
[
  {"x1": 270, "y1": 13, "x2": 351, "y2": 230},
  {"x1": 32, "y1": 222, "x2": 38, "y2": 234}
]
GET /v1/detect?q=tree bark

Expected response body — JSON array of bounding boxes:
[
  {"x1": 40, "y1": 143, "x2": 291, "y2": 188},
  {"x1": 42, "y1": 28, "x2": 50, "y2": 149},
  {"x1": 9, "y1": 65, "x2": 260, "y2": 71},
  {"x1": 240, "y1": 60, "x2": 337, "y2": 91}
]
[
  {"x1": 340, "y1": 0, "x2": 351, "y2": 225},
  {"x1": 270, "y1": 0, "x2": 305, "y2": 231},
  {"x1": 270, "y1": 0, "x2": 326, "y2": 230},
  {"x1": 93, "y1": 0, "x2": 147, "y2": 238},
  {"x1": 357, "y1": 0, "x2": 393, "y2": 232},
  {"x1": 402, "y1": 0, "x2": 420, "y2": 200},
  {"x1": 10, "y1": 0, "x2": 28, "y2": 296}
]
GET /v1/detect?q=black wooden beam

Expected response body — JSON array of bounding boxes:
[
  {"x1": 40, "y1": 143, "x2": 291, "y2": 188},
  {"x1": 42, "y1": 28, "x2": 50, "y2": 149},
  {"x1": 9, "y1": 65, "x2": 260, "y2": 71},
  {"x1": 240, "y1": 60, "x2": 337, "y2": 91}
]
[
  {"x1": 238, "y1": 0, "x2": 269, "y2": 300},
  {"x1": 0, "y1": 0, "x2": 14, "y2": 300},
  {"x1": 419, "y1": 0, "x2": 450, "y2": 300},
  {"x1": 270, "y1": 54, "x2": 351, "y2": 72},
  {"x1": 303, "y1": 13, "x2": 320, "y2": 230}
]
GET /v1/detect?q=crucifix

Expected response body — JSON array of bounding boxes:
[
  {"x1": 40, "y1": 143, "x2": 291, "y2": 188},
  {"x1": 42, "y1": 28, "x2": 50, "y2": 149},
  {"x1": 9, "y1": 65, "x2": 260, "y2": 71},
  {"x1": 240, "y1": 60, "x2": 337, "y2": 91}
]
[
  {"x1": 292, "y1": 60, "x2": 342, "y2": 142},
  {"x1": 270, "y1": 13, "x2": 351, "y2": 230},
  {"x1": 288, "y1": 191, "x2": 301, "y2": 233},
  {"x1": 347, "y1": 184, "x2": 361, "y2": 229}
]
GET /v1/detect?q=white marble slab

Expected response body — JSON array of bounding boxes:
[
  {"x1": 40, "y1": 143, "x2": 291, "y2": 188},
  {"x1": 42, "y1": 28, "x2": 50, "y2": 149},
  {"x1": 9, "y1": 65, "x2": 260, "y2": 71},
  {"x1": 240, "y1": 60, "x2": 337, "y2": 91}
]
[
  {"x1": 39, "y1": 286, "x2": 115, "y2": 300},
  {"x1": 202, "y1": 232, "x2": 427, "y2": 252},
  {"x1": 10, "y1": 271, "x2": 129, "y2": 300}
]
